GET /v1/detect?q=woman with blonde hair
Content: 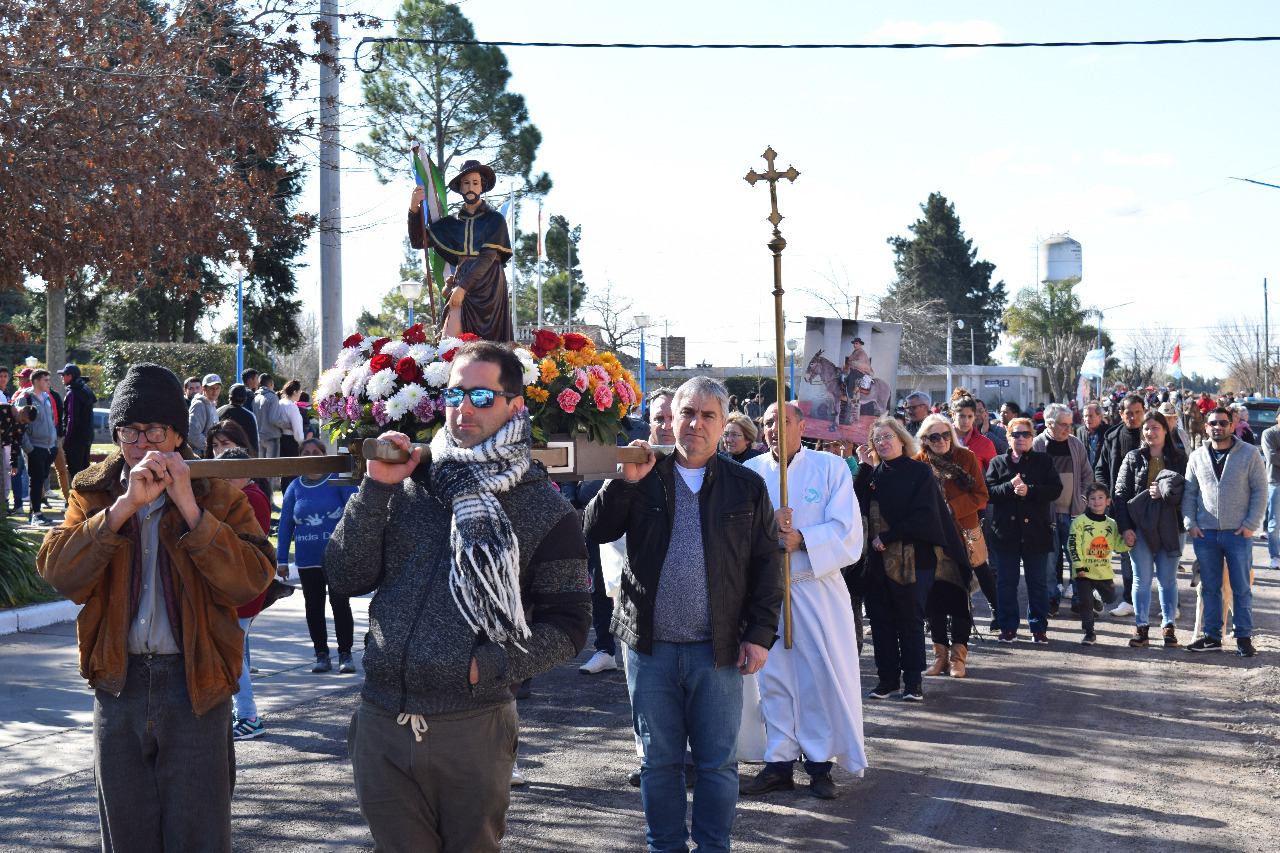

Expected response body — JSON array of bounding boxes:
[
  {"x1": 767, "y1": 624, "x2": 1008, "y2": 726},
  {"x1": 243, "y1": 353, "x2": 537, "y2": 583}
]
[
  {"x1": 912, "y1": 414, "x2": 984, "y2": 677},
  {"x1": 722, "y1": 412, "x2": 764, "y2": 464},
  {"x1": 853, "y1": 417, "x2": 967, "y2": 702}
]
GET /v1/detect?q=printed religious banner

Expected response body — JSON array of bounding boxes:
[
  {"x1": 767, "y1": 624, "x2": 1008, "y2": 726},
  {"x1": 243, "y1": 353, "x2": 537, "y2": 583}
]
[{"x1": 797, "y1": 316, "x2": 903, "y2": 445}]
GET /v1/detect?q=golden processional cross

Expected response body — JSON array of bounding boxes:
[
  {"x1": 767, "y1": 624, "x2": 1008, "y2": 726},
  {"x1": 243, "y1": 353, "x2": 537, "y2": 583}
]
[{"x1": 744, "y1": 146, "x2": 799, "y2": 649}]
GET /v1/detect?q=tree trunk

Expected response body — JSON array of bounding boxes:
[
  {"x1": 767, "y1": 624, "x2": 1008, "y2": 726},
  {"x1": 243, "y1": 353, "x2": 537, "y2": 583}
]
[
  {"x1": 182, "y1": 291, "x2": 202, "y2": 343},
  {"x1": 45, "y1": 280, "x2": 67, "y2": 372}
]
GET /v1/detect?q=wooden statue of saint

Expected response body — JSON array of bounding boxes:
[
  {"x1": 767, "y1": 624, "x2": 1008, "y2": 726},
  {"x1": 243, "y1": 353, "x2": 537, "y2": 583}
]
[{"x1": 408, "y1": 159, "x2": 514, "y2": 342}]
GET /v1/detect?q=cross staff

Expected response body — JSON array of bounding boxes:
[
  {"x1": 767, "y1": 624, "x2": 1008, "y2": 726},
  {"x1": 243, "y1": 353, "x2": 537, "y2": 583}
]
[{"x1": 744, "y1": 146, "x2": 800, "y2": 650}]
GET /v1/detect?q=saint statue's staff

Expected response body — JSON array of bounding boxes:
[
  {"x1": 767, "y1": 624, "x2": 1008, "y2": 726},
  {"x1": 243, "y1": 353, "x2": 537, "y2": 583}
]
[{"x1": 744, "y1": 146, "x2": 800, "y2": 649}]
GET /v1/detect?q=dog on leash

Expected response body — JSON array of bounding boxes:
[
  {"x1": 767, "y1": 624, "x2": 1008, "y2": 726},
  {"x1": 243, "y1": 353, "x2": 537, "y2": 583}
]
[{"x1": 1191, "y1": 558, "x2": 1256, "y2": 640}]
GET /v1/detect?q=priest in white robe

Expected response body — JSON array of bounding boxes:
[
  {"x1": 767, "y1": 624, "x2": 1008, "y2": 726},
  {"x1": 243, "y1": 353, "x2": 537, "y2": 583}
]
[{"x1": 740, "y1": 402, "x2": 866, "y2": 800}]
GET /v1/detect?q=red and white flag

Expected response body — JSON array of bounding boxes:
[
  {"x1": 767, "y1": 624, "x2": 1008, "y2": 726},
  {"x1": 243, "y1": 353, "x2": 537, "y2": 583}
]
[{"x1": 1171, "y1": 343, "x2": 1183, "y2": 380}]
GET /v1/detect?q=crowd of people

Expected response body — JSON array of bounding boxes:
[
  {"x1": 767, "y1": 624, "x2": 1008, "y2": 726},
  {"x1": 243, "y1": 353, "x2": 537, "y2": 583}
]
[{"x1": 17, "y1": 353, "x2": 1274, "y2": 853}]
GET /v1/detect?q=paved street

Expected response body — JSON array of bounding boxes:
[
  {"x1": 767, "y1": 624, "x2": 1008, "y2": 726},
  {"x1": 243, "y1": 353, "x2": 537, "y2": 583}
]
[{"x1": 2, "y1": 541, "x2": 1278, "y2": 851}]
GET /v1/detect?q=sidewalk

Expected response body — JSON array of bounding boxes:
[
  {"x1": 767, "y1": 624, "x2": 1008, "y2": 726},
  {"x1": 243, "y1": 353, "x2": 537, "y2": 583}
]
[{"x1": 0, "y1": 581, "x2": 371, "y2": 796}]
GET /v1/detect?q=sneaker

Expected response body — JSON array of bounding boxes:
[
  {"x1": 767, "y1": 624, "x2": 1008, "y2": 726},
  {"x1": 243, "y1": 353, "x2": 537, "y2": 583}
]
[
  {"x1": 998, "y1": 631, "x2": 1018, "y2": 643},
  {"x1": 1093, "y1": 594, "x2": 1104, "y2": 614},
  {"x1": 232, "y1": 716, "x2": 265, "y2": 741},
  {"x1": 579, "y1": 650, "x2": 618, "y2": 674},
  {"x1": 1237, "y1": 637, "x2": 1257, "y2": 658},
  {"x1": 867, "y1": 681, "x2": 900, "y2": 699},
  {"x1": 1047, "y1": 601, "x2": 1060, "y2": 618},
  {"x1": 989, "y1": 617, "x2": 1001, "y2": 631},
  {"x1": 628, "y1": 768, "x2": 641, "y2": 787},
  {"x1": 1163, "y1": 625, "x2": 1179, "y2": 648},
  {"x1": 1081, "y1": 632, "x2": 1097, "y2": 645},
  {"x1": 511, "y1": 763, "x2": 526, "y2": 787},
  {"x1": 312, "y1": 653, "x2": 332, "y2": 673},
  {"x1": 1129, "y1": 625, "x2": 1149, "y2": 648},
  {"x1": 1110, "y1": 601, "x2": 1135, "y2": 617},
  {"x1": 1186, "y1": 637, "x2": 1223, "y2": 652},
  {"x1": 28, "y1": 513, "x2": 53, "y2": 527},
  {"x1": 1032, "y1": 632, "x2": 1049, "y2": 645},
  {"x1": 338, "y1": 652, "x2": 356, "y2": 673},
  {"x1": 1271, "y1": 557, "x2": 1280, "y2": 569},
  {"x1": 902, "y1": 684, "x2": 924, "y2": 702}
]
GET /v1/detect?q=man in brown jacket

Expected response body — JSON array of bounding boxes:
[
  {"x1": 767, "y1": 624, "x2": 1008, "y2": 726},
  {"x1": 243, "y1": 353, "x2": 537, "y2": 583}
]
[{"x1": 38, "y1": 363, "x2": 274, "y2": 853}]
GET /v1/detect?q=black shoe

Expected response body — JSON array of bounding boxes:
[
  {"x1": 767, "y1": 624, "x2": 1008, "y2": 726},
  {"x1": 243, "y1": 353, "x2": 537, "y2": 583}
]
[
  {"x1": 1093, "y1": 595, "x2": 1104, "y2": 614},
  {"x1": 628, "y1": 768, "x2": 641, "y2": 787},
  {"x1": 902, "y1": 684, "x2": 924, "y2": 702},
  {"x1": 998, "y1": 631, "x2": 1018, "y2": 643},
  {"x1": 1129, "y1": 625, "x2": 1149, "y2": 648},
  {"x1": 1237, "y1": 637, "x2": 1257, "y2": 658},
  {"x1": 1048, "y1": 601, "x2": 1060, "y2": 618},
  {"x1": 1081, "y1": 632, "x2": 1097, "y2": 645},
  {"x1": 1186, "y1": 637, "x2": 1223, "y2": 652},
  {"x1": 739, "y1": 769, "x2": 795, "y2": 795},
  {"x1": 867, "y1": 681, "x2": 900, "y2": 699},
  {"x1": 1163, "y1": 625, "x2": 1179, "y2": 648},
  {"x1": 338, "y1": 651, "x2": 356, "y2": 673},
  {"x1": 989, "y1": 617, "x2": 1001, "y2": 631},
  {"x1": 808, "y1": 772, "x2": 839, "y2": 800},
  {"x1": 684, "y1": 763, "x2": 697, "y2": 789}
]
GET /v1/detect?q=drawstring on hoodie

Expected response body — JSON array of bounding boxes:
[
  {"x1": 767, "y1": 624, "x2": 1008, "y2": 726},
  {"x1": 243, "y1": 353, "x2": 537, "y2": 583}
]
[{"x1": 397, "y1": 713, "x2": 429, "y2": 742}]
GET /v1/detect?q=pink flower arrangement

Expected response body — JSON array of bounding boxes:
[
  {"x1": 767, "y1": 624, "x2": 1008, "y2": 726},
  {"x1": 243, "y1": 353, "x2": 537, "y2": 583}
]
[
  {"x1": 557, "y1": 388, "x2": 581, "y2": 414},
  {"x1": 573, "y1": 368, "x2": 588, "y2": 392},
  {"x1": 587, "y1": 365, "x2": 610, "y2": 386},
  {"x1": 614, "y1": 381, "x2": 635, "y2": 406}
]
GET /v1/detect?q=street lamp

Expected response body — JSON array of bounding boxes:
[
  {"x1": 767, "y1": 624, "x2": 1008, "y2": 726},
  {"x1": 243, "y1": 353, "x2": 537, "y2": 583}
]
[
  {"x1": 399, "y1": 279, "x2": 424, "y2": 327},
  {"x1": 227, "y1": 258, "x2": 247, "y2": 381},
  {"x1": 786, "y1": 338, "x2": 798, "y2": 401},
  {"x1": 634, "y1": 313, "x2": 651, "y2": 410},
  {"x1": 946, "y1": 316, "x2": 964, "y2": 399}
]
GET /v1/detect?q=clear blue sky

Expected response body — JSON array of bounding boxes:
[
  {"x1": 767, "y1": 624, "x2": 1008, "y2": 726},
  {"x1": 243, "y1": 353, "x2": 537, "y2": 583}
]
[{"x1": 296, "y1": 0, "x2": 1280, "y2": 380}]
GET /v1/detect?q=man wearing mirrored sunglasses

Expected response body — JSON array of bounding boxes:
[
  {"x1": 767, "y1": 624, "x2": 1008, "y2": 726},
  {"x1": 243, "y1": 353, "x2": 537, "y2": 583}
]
[
  {"x1": 38, "y1": 362, "x2": 275, "y2": 852},
  {"x1": 1183, "y1": 407, "x2": 1267, "y2": 656},
  {"x1": 325, "y1": 340, "x2": 590, "y2": 851}
]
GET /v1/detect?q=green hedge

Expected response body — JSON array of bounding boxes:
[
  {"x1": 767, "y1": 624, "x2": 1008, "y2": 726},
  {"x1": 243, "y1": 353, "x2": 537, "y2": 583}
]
[{"x1": 99, "y1": 342, "x2": 237, "y2": 403}]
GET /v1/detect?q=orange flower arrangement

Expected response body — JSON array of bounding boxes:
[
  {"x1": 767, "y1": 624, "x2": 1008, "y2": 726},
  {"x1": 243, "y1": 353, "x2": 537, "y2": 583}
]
[{"x1": 524, "y1": 329, "x2": 642, "y2": 446}]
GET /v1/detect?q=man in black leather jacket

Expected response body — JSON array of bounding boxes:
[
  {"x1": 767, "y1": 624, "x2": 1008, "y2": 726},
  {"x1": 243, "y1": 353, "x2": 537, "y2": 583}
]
[{"x1": 584, "y1": 376, "x2": 782, "y2": 853}]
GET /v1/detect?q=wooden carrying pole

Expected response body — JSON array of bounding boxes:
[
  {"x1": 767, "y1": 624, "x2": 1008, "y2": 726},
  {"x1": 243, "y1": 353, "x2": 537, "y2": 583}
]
[{"x1": 745, "y1": 146, "x2": 800, "y2": 650}]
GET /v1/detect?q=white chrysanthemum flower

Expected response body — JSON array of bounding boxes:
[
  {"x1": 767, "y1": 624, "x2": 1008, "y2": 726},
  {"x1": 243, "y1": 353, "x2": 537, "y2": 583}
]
[
  {"x1": 365, "y1": 368, "x2": 397, "y2": 401},
  {"x1": 336, "y1": 347, "x2": 362, "y2": 370},
  {"x1": 423, "y1": 361, "x2": 450, "y2": 387},
  {"x1": 341, "y1": 364, "x2": 371, "y2": 398},
  {"x1": 523, "y1": 365, "x2": 539, "y2": 385},
  {"x1": 384, "y1": 394, "x2": 409, "y2": 421},
  {"x1": 358, "y1": 337, "x2": 374, "y2": 354},
  {"x1": 390, "y1": 382, "x2": 426, "y2": 416},
  {"x1": 316, "y1": 367, "x2": 344, "y2": 399},
  {"x1": 407, "y1": 343, "x2": 436, "y2": 364},
  {"x1": 381, "y1": 339, "x2": 409, "y2": 361},
  {"x1": 437, "y1": 336, "x2": 463, "y2": 353}
]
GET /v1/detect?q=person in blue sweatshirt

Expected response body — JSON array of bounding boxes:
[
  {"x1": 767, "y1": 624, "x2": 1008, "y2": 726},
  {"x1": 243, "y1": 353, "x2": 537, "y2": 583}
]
[{"x1": 276, "y1": 438, "x2": 358, "y2": 673}]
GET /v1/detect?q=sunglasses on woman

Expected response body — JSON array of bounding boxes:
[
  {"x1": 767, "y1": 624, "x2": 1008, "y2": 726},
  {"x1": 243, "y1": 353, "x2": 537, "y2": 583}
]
[
  {"x1": 1008, "y1": 430, "x2": 1033, "y2": 439},
  {"x1": 442, "y1": 388, "x2": 519, "y2": 408},
  {"x1": 923, "y1": 432, "x2": 951, "y2": 443}
]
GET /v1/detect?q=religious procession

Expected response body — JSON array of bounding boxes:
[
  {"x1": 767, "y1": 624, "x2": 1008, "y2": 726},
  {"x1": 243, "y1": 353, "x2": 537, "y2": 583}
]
[{"x1": 3, "y1": 3, "x2": 1278, "y2": 852}]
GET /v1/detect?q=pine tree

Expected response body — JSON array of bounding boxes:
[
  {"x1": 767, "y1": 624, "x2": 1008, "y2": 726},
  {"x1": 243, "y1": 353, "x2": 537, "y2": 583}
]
[{"x1": 886, "y1": 193, "x2": 1007, "y2": 364}]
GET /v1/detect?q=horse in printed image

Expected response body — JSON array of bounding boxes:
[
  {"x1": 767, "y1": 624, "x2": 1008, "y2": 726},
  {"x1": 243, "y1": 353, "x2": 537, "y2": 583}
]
[{"x1": 804, "y1": 350, "x2": 892, "y2": 429}]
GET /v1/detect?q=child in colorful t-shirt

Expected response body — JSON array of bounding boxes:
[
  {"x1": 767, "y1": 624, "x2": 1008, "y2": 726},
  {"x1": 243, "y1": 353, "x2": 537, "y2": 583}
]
[{"x1": 1068, "y1": 482, "x2": 1132, "y2": 645}]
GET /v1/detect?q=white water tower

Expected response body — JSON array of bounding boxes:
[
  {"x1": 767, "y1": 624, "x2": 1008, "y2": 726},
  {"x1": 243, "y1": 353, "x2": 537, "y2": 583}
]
[{"x1": 1039, "y1": 234, "x2": 1082, "y2": 283}]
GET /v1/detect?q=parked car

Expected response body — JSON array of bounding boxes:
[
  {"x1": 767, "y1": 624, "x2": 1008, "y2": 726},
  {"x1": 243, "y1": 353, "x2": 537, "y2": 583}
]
[
  {"x1": 93, "y1": 408, "x2": 113, "y2": 446},
  {"x1": 1242, "y1": 397, "x2": 1279, "y2": 444}
]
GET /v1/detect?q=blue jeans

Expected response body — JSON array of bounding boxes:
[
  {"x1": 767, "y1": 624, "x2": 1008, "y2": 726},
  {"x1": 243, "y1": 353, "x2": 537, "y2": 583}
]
[
  {"x1": 1268, "y1": 484, "x2": 1280, "y2": 560},
  {"x1": 626, "y1": 641, "x2": 742, "y2": 853},
  {"x1": 1191, "y1": 529, "x2": 1254, "y2": 639},
  {"x1": 993, "y1": 547, "x2": 1051, "y2": 634},
  {"x1": 233, "y1": 617, "x2": 257, "y2": 720},
  {"x1": 1129, "y1": 535, "x2": 1179, "y2": 627},
  {"x1": 1049, "y1": 513, "x2": 1074, "y2": 605},
  {"x1": 94, "y1": 654, "x2": 234, "y2": 852}
]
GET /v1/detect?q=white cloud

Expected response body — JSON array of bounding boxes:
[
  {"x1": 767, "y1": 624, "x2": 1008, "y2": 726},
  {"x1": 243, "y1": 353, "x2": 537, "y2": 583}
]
[
  {"x1": 1070, "y1": 152, "x2": 1085, "y2": 165},
  {"x1": 966, "y1": 141, "x2": 1057, "y2": 178},
  {"x1": 866, "y1": 19, "x2": 1005, "y2": 59},
  {"x1": 1102, "y1": 149, "x2": 1176, "y2": 167}
]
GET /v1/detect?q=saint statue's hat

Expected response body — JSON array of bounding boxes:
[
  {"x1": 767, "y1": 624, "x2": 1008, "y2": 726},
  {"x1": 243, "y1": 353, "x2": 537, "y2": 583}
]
[{"x1": 448, "y1": 160, "x2": 497, "y2": 194}]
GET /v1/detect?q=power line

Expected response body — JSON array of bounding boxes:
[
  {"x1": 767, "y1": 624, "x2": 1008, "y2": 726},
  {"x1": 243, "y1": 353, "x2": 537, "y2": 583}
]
[{"x1": 353, "y1": 34, "x2": 1280, "y2": 71}]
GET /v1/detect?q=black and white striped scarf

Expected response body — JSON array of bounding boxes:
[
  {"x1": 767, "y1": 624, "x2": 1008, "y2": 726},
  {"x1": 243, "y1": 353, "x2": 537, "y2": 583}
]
[{"x1": 430, "y1": 409, "x2": 532, "y2": 647}]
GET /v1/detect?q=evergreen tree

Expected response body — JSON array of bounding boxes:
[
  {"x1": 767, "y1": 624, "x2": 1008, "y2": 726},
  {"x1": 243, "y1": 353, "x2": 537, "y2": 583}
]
[
  {"x1": 356, "y1": 0, "x2": 551, "y2": 195},
  {"x1": 512, "y1": 215, "x2": 585, "y2": 326},
  {"x1": 886, "y1": 193, "x2": 1007, "y2": 364}
]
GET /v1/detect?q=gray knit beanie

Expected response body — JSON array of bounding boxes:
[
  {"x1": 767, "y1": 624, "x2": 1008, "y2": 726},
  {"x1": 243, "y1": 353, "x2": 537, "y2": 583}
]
[{"x1": 109, "y1": 363, "x2": 189, "y2": 440}]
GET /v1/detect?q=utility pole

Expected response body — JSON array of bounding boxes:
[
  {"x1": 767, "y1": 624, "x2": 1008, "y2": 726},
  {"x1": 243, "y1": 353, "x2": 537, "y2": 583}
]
[
  {"x1": 566, "y1": 232, "x2": 573, "y2": 333},
  {"x1": 536, "y1": 201, "x2": 544, "y2": 328},
  {"x1": 1265, "y1": 278, "x2": 1270, "y2": 395},
  {"x1": 318, "y1": 0, "x2": 342, "y2": 379}
]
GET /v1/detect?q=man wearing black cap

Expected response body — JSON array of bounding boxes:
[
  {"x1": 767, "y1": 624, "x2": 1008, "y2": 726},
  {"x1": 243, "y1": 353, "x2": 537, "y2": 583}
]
[
  {"x1": 408, "y1": 159, "x2": 514, "y2": 342},
  {"x1": 59, "y1": 363, "x2": 98, "y2": 481},
  {"x1": 37, "y1": 363, "x2": 274, "y2": 853}
]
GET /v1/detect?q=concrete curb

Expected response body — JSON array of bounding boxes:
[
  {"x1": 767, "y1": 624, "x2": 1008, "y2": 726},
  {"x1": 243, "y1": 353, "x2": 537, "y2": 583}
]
[{"x1": 0, "y1": 600, "x2": 82, "y2": 635}]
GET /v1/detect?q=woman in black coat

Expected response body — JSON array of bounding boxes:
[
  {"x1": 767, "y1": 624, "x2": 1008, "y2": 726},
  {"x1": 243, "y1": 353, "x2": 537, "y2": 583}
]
[
  {"x1": 854, "y1": 416, "x2": 968, "y2": 703},
  {"x1": 985, "y1": 417, "x2": 1063, "y2": 643}
]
